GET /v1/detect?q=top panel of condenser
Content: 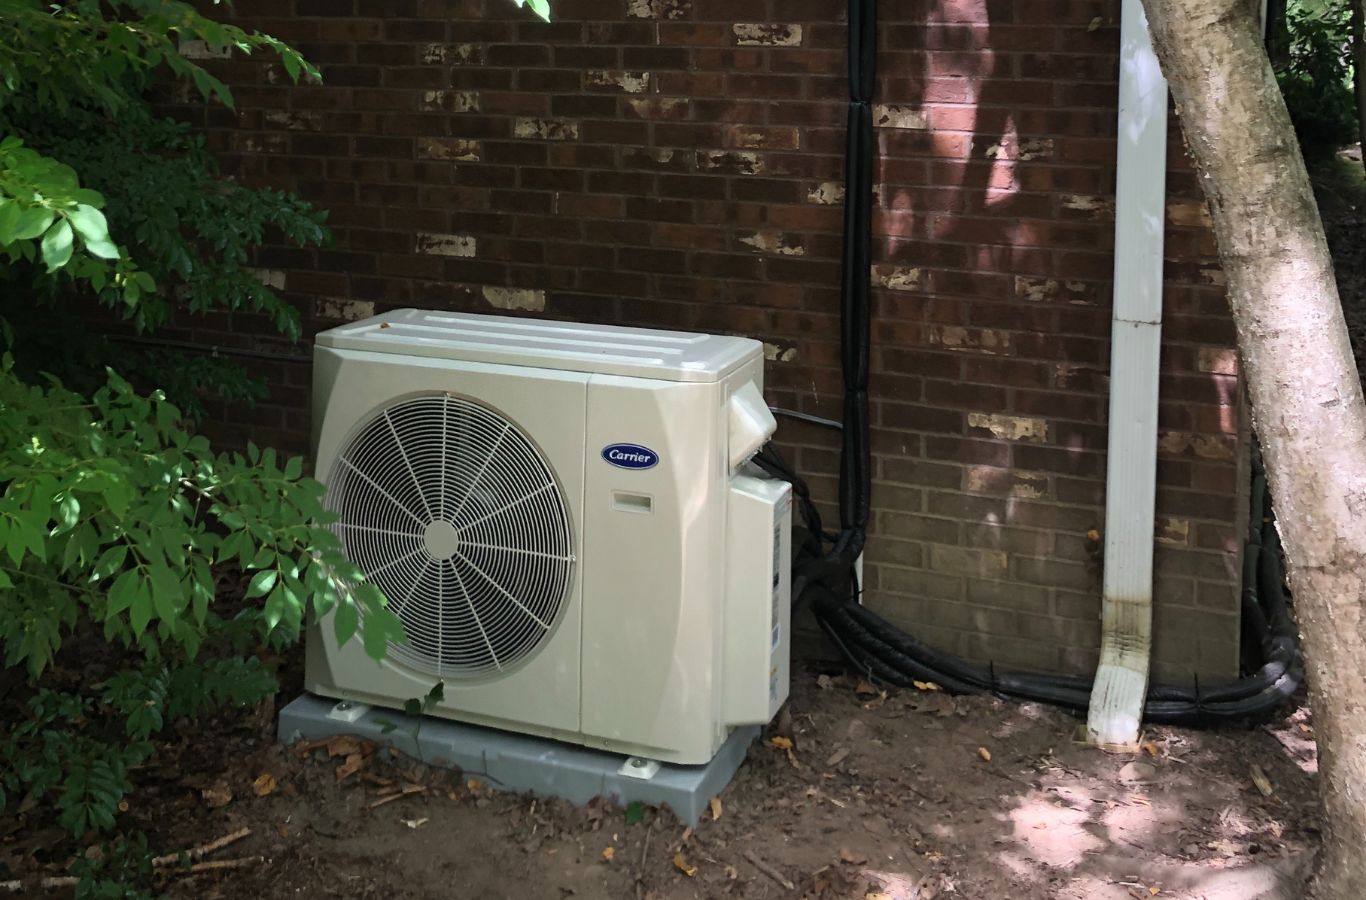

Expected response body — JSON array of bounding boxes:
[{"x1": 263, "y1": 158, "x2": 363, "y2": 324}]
[{"x1": 316, "y1": 309, "x2": 762, "y2": 384}]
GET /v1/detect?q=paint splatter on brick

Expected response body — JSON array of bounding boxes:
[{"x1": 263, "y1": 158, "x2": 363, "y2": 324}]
[
  {"x1": 625, "y1": 98, "x2": 690, "y2": 119},
  {"x1": 482, "y1": 286, "x2": 545, "y2": 312},
  {"x1": 416, "y1": 138, "x2": 481, "y2": 161},
  {"x1": 1156, "y1": 517, "x2": 1190, "y2": 546},
  {"x1": 739, "y1": 229, "x2": 805, "y2": 256},
  {"x1": 935, "y1": 327, "x2": 1011, "y2": 355},
  {"x1": 247, "y1": 268, "x2": 286, "y2": 290},
  {"x1": 965, "y1": 465, "x2": 1048, "y2": 499},
  {"x1": 587, "y1": 70, "x2": 651, "y2": 93},
  {"x1": 514, "y1": 117, "x2": 580, "y2": 140},
  {"x1": 808, "y1": 181, "x2": 845, "y2": 205},
  {"x1": 627, "y1": 0, "x2": 689, "y2": 19},
  {"x1": 177, "y1": 39, "x2": 231, "y2": 60},
  {"x1": 724, "y1": 125, "x2": 800, "y2": 150},
  {"x1": 1061, "y1": 194, "x2": 1113, "y2": 214},
  {"x1": 872, "y1": 265, "x2": 922, "y2": 292},
  {"x1": 873, "y1": 105, "x2": 928, "y2": 129},
  {"x1": 967, "y1": 412, "x2": 1049, "y2": 443},
  {"x1": 316, "y1": 298, "x2": 375, "y2": 321},
  {"x1": 420, "y1": 90, "x2": 480, "y2": 113},
  {"x1": 733, "y1": 24, "x2": 803, "y2": 46},
  {"x1": 763, "y1": 342, "x2": 798, "y2": 362},
  {"x1": 1018, "y1": 138, "x2": 1055, "y2": 160},
  {"x1": 1014, "y1": 275, "x2": 1091, "y2": 304},
  {"x1": 696, "y1": 150, "x2": 763, "y2": 174},
  {"x1": 262, "y1": 111, "x2": 322, "y2": 131},
  {"x1": 416, "y1": 233, "x2": 476, "y2": 257},
  {"x1": 1158, "y1": 431, "x2": 1236, "y2": 461}
]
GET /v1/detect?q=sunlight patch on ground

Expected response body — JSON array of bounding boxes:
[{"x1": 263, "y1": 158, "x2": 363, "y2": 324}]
[{"x1": 1008, "y1": 794, "x2": 1105, "y2": 867}]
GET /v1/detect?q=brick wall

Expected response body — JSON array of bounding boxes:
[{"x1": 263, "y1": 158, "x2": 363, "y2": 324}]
[{"x1": 167, "y1": 0, "x2": 1247, "y2": 681}]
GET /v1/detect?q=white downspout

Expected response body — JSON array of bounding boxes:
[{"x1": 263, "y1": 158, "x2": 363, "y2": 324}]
[{"x1": 1087, "y1": 0, "x2": 1168, "y2": 749}]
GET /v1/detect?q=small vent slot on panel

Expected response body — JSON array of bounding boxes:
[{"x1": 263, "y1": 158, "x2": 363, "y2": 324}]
[{"x1": 612, "y1": 492, "x2": 653, "y2": 514}]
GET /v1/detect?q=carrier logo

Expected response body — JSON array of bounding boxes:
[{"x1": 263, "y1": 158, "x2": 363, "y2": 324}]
[{"x1": 601, "y1": 443, "x2": 659, "y2": 470}]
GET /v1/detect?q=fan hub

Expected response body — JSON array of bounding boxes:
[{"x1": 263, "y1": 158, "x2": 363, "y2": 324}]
[{"x1": 422, "y1": 520, "x2": 460, "y2": 560}]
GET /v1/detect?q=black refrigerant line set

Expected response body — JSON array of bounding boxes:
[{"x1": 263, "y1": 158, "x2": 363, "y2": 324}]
[{"x1": 756, "y1": 0, "x2": 1302, "y2": 724}]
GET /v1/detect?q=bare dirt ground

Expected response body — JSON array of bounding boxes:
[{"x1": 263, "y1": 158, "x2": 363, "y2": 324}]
[{"x1": 2, "y1": 665, "x2": 1312, "y2": 900}]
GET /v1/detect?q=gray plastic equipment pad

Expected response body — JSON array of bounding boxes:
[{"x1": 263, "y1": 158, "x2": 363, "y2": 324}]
[{"x1": 277, "y1": 693, "x2": 757, "y2": 825}]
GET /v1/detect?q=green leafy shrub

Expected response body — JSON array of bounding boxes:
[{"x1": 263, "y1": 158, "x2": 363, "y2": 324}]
[
  {"x1": 0, "y1": 352, "x2": 403, "y2": 835},
  {"x1": 0, "y1": 1, "x2": 551, "y2": 891},
  {"x1": 1275, "y1": 0, "x2": 1359, "y2": 155}
]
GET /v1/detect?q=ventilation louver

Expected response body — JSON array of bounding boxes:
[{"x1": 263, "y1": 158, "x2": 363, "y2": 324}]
[{"x1": 328, "y1": 393, "x2": 574, "y2": 679}]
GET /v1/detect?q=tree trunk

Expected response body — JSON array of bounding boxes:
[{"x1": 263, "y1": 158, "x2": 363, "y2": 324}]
[
  {"x1": 1353, "y1": 0, "x2": 1366, "y2": 171},
  {"x1": 1139, "y1": 1, "x2": 1366, "y2": 896}
]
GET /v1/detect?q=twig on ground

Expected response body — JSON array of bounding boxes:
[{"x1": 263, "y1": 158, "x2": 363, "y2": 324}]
[
  {"x1": 0, "y1": 875, "x2": 78, "y2": 893},
  {"x1": 152, "y1": 826, "x2": 252, "y2": 867},
  {"x1": 743, "y1": 849, "x2": 795, "y2": 891},
  {"x1": 181, "y1": 856, "x2": 265, "y2": 875}
]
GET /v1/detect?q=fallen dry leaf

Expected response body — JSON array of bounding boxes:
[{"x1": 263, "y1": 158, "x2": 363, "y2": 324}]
[
  {"x1": 912, "y1": 680, "x2": 941, "y2": 692},
  {"x1": 855, "y1": 679, "x2": 879, "y2": 697},
  {"x1": 601, "y1": 846, "x2": 615, "y2": 862},
  {"x1": 709, "y1": 797, "x2": 722, "y2": 821},
  {"x1": 826, "y1": 747, "x2": 850, "y2": 767},
  {"x1": 252, "y1": 773, "x2": 277, "y2": 797},
  {"x1": 673, "y1": 852, "x2": 697, "y2": 877},
  {"x1": 977, "y1": 747, "x2": 992, "y2": 762},
  {"x1": 335, "y1": 753, "x2": 366, "y2": 782},
  {"x1": 816, "y1": 674, "x2": 834, "y2": 690},
  {"x1": 724, "y1": 864, "x2": 739, "y2": 880},
  {"x1": 768, "y1": 736, "x2": 793, "y2": 751},
  {"x1": 201, "y1": 783, "x2": 232, "y2": 809},
  {"x1": 325, "y1": 735, "x2": 363, "y2": 758},
  {"x1": 1250, "y1": 764, "x2": 1274, "y2": 797},
  {"x1": 1142, "y1": 741, "x2": 1160, "y2": 758},
  {"x1": 403, "y1": 817, "x2": 429, "y2": 829}
]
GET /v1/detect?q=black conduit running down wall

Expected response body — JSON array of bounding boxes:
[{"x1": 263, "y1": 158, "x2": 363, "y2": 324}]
[{"x1": 759, "y1": 0, "x2": 1303, "y2": 726}]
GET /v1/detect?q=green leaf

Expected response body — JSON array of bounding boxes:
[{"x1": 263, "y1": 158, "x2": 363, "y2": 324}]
[
  {"x1": 148, "y1": 564, "x2": 180, "y2": 622},
  {"x1": 526, "y1": 0, "x2": 552, "y2": 20},
  {"x1": 245, "y1": 568, "x2": 277, "y2": 599},
  {"x1": 361, "y1": 605, "x2": 402, "y2": 660},
  {"x1": 12, "y1": 206, "x2": 54, "y2": 242},
  {"x1": 332, "y1": 596, "x2": 359, "y2": 646},
  {"x1": 41, "y1": 219, "x2": 73, "y2": 271},
  {"x1": 92, "y1": 545, "x2": 128, "y2": 580},
  {"x1": 67, "y1": 204, "x2": 119, "y2": 259},
  {"x1": 107, "y1": 569, "x2": 138, "y2": 615},
  {"x1": 55, "y1": 493, "x2": 80, "y2": 531},
  {"x1": 263, "y1": 583, "x2": 288, "y2": 631},
  {"x1": 0, "y1": 201, "x2": 20, "y2": 244},
  {"x1": 625, "y1": 800, "x2": 645, "y2": 825}
]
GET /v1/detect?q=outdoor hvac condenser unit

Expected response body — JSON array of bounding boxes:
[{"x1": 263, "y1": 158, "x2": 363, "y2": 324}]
[{"x1": 305, "y1": 310, "x2": 792, "y2": 765}]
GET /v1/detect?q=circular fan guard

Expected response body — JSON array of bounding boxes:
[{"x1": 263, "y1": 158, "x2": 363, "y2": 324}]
[{"x1": 328, "y1": 393, "x2": 574, "y2": 679}]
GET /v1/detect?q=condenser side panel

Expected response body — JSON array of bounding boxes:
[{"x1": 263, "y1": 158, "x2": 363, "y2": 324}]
[{"x1": 578, "y1": 375, "x2": 728, "y2": 765}]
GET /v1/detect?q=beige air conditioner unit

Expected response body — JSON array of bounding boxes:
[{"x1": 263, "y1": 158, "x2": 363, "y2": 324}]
[{"x1": 305, "y1": 310, "x2": 791, "y2": 765}]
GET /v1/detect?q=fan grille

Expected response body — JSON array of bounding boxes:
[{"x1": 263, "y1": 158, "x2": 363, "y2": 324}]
[{"x1": 328, "y1": 393, "x2": 575, "y2": 679}]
